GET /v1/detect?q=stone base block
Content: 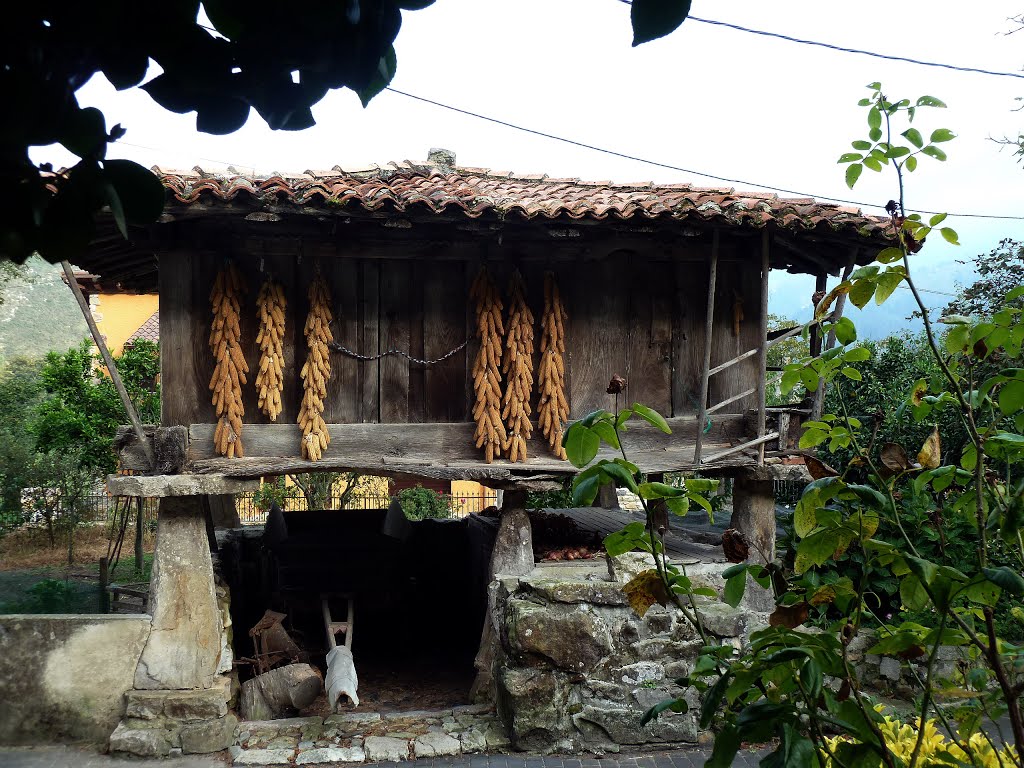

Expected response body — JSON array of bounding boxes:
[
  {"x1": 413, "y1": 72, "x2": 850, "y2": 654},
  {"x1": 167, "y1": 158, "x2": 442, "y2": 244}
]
[{"x1": 110, "y1": 677, "x2": 237, "y2": 756}]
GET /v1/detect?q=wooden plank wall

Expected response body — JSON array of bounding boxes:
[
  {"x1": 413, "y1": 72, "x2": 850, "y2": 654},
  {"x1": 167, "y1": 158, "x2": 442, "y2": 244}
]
[{"x1": 159, "y1": 239, "x2": 765, "y2": 431}]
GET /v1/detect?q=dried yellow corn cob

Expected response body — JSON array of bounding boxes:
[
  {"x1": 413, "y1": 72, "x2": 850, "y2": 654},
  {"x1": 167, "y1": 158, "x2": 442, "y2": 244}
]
[{"x1": 209, "y1": 263, "x2": 248, "y2": 458}]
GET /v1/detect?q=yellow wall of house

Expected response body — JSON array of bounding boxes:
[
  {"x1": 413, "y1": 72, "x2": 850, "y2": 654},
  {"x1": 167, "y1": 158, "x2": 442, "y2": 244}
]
[{"x1": 92, "y1": 293, "x2": 158, "y2": 355}]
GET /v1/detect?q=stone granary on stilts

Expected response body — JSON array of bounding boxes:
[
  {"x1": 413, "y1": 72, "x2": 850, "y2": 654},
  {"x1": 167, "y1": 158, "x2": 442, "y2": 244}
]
[{"x1": 0, "y1": 150, "x2": 894, "y2": 758}]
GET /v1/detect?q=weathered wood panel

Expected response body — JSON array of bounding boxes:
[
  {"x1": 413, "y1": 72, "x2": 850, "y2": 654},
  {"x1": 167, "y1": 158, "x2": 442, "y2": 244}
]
[
  {"x1": 567, "y1": 253, "x2": 628, "y2": 417},
  {"x1": 379, "y1": 259, "x2": 411, "y2": 422},
  {"x1": 626, "y1": 257, "x2": 673, "y2": 414},
  {"x1": 672, "y1": 259, "x2": 709, "y2": 417},
  {"x1": 423, "y1": 259, "x2": 469, "y2": 422},
  {"x1": 183, "y1": 415, "x2": 752, "y2": 481},
  {"x1": 709, "y1": 245, "x2": 762, "y2": 414},
  {"x1": 326, "y1": 256, "x2": 361, "y2": 423},
  {"x1": 358, "y1": 260, "x2": 380, "y2": 422},
  {"x1": 159, "y1": 251, "x2": 198, "y2": 427}
]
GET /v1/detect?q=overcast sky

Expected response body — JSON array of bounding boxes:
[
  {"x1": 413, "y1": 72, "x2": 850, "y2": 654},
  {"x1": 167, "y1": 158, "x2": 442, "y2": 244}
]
[{"x1": 32, "y1": 1, "x2": 1024, "y2": 336}]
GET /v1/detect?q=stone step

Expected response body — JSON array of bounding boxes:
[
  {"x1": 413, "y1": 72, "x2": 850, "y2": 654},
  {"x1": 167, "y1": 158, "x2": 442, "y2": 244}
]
[{"x1": 231, "y1": 708, "x2": 509, "y2": 765}]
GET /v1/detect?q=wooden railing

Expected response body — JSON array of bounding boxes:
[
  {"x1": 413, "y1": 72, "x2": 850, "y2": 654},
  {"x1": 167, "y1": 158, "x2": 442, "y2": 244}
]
[{"x1": 693, "y1": 233, "x2": 819, "y2": 466}]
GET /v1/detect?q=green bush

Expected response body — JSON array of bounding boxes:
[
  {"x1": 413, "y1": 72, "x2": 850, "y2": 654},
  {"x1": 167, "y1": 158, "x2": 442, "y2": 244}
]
[{"x1": 395, "y1": 486, "x2": 453, "y2": 520}]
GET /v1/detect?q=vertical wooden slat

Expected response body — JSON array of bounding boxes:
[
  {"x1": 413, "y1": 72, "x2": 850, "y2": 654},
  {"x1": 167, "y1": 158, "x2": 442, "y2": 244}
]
[
  {"x1": 693, "y1": 232, "x2": 719, "y2": 465},
  {"x1": 671, "y1": 259, "x2": 707, "y2": 417},
  {"x1": 379, "y1": 260, "x2": 410, "y2": 423},
  {"x1": 626, "y1": 259, "x2": 673, "y2": 415},
  {"x1": 424, "y1": 260, "x2": 469, "y2": 422},
  {"x1": 756, "y1": 232, "x2": 771, "y2": 464},
  {"x1": 567, "y1": 252, "x2": 628, "y2": 418},
  {"x1": 359, "y1": 260, "x2": 380, "y2": 423},
  {"x1": 408, "y1": 259, "x2": 426, "y2": 423},
  {"x1": 328, "y1": 256, "x2": 361, "y2": 423}
]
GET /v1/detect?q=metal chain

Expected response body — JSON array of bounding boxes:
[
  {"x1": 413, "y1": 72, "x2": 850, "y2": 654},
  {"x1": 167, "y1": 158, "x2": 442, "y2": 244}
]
[{"x1": 327, "y1": 338, "x2": 469, "y2": 366}]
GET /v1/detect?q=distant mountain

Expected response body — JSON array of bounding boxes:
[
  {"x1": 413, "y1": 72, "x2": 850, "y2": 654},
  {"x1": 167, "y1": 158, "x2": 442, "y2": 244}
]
[{"x1": 0, "y1": 257, "x2": 90, "y2": 362}]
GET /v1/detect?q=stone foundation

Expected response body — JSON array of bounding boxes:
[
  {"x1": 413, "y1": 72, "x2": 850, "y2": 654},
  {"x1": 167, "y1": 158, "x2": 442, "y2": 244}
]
[{"x1": 492, "y1": 557, "x2": 763, "y2": 753}]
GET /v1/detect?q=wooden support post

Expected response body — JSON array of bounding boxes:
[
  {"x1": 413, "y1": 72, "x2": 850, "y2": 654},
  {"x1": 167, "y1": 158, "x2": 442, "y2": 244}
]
[
  {"x1": 99, "y1": 556, "x2": 110, "y2": 613},
  {"x1": 732, "y1": 472, "x2": 776, "y2": 612},
  {"x1": 469, "y1": 489, "x2": 533, "y2": 703},
  {"x1": 694, "y1": 230, "x2": 719, "y2": 465},
  {"x1": 60, "y1": 261, "x2": 156, "y2": 471},
  {"x1": 812, "y1": 262, "x2": 854, "y2": 421},
  {"x1": 808, "y1": 273, "x2": 828, "y2": 359},
  {"x1": 756, "y1": 232, "x2": 771, "y2": 464},
  {"x1": 134, "y1": 497, "x2": 144, "y2": 574}
]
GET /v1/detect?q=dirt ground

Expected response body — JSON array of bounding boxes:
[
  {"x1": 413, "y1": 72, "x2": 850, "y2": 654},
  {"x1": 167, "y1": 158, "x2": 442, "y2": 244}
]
[{"x1": 300, "y1": 653, "x2": 476, "y2": 716}]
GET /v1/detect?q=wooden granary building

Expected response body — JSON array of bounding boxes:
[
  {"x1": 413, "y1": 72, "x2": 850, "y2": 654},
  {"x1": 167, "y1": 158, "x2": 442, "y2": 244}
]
[
  {"x1": 69, "y1": 151, "x2": 894, "y2": 755},
  {"x1": 88, "y1": 150, "x2": 892, "y2": 489}
]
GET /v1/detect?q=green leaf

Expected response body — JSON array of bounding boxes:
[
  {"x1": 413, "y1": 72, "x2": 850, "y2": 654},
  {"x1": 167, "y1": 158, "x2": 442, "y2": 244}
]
[
  {"x1": 357, "y1": 46, "x2": 398, "y2": 107},
  {"x1": 838, "y1": 153, "x2": 863, "y2": 163},
  {"x1": 863, "y1": 156, "x2": 882, "y2": 172},
  {"x1": 901, "y1": 128, "x2": 924, "y2": 149},
  {"x1": 940, "y1": 227, "x2": 959, "y2": 245},
  {"x1": 723, "y1": 572, "x2": 746, "y2": 607},
  {"x1": 900, "y1": 575, "x2": 930, "y2": 611},
  {"x1": 851, "y1": 140, "x2": 872, "y2": 150},
  {"x1": 841, "y1": 367, "x2": 862, "y2": 381},
  {"x1": 614, "y1": 409, "x2": 633, "y2": 429},
  {"x1": 630, "y1": 0, "x2": 692, "y2": 46},
  {"x1": 849, "y1": 278, "x2": 875, "y2": 309},
  {"x1": 705, "y1": 723, "x2": 741, "y2": 768},
  {"x1": 983, "y1": 566, "x2": 1024, "y2": 596},
  {"x1": 876, "y1": 247, "x2": 904, "y2": 264},
  {"x1": 844, "y1": 346, "x2": 871, "y2": 362},
  {"x1": 103, "y1": 182, "x2": 128, "y2": 240},
  {"x1": 103, "y1": 160, "x2": 166, "y2": 226},
  {"x1": 631, "y1": 403, "x2": 671, "y2": 434},
  {"x1": 780, "y1": 367, "x2": 802, "y2": 395},
  {"x1": 922, "y1": 145, "x2": 948, "y2": 161},
  {"x1": 666, "y1": 496, "x2": 690, "y2": 516},
  {"x1": 762, "y1": 723, "x2": 816, "y2": 768},
  {"x1": 999, "y1": 380, "x2": 1024, "y2": 415},
  {"x1": 640, "y1": 697, "x2": 688, "y2": 726},
  {"x1": 572, "y1": 474, "x2": 601, "y2": 507},
  {"x1": 590, "y1": 420, "x2": 620, "y2": 449},
  {"x1": 798, "y1": 429, "x2": 829, "y2": 450},
  {"x1": 874, "y1": 270, "x2": 904, "y2": 304},
  {"x1": 563, "y1": 424, "x2": 600, "y2": 467},
  {"x1": 700, "y1": 674, "x2": 732, "y2": 729},
  {"x1": 905, "y1": 155, "x2": 918, "y2": 172},
  {"x1": 637, "y1": 481, "x2": 685, "y2": 499},
  {"x1": 930, "y1": 128, "x2": 956, "y2": 143},
  {"x1": 928, "y1": 213, "x2": 947, "y2": 226},
  {"x1": 916, "y1": 95, "x2": 947, "y2": 108},
  {"x1": 600, "y1": 461, "x2": 638, "y2": 493},
  {"x1": 604, "y1": 521, "x2": 647, "y2": 556},
  {"x1": 867, "y1": 106, "x2": 882, "y2": 132},
  {"x1": 60, "y1": 106, "x2": 108, "y2": 159},
  {"x1": 845, "y1": 163, "x2": 863, "y2": 189},
  {"x1": 834, "y1": 316, "x2": 857, "y2": 344}
]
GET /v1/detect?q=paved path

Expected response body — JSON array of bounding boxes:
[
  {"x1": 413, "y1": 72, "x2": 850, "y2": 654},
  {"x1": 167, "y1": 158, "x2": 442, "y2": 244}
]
[{"x1": 0, "y1": 745, "x2": 773, "y2": 768}]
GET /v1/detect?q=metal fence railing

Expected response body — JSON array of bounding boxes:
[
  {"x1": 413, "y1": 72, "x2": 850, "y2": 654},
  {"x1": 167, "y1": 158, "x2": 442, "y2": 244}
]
[
  {"x1": 0, "y1": 495, "x2": 159, "y2": 537},
  {"x1": 773, "y1": 479, "x2": 808, "y2": 507},
  {"x1": 234, "y1": 493, "x2": 500, "y2": 525}
]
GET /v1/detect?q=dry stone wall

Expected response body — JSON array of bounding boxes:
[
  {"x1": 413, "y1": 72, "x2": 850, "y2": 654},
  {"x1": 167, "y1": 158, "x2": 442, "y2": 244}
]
[{"x1": 493, "y1": 561, "x2": 761, "y2": 754}]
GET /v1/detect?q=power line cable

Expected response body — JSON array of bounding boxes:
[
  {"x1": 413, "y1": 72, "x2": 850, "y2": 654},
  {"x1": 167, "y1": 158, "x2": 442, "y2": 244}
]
[
  {"x1": 385, "y1": 87, "x2": 1024, "y2": 221},
  {"x1": 614, "y1": 0, "x2": 1024, "y2": 80}
]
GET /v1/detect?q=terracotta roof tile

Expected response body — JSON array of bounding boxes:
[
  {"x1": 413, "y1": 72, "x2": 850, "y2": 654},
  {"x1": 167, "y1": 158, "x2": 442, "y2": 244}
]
[
  {"x1": 126, "y1": 311, "x2": 159, "y2": 346},
  {"x1": 152, "y1": 162, "x2": 894, "y2": 243}
]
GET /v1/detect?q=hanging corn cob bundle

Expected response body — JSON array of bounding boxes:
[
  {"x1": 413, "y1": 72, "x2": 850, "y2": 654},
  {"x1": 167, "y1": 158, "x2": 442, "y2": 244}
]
[
  {"x1": 501, "y1": 270, "x2": 534, "y2": 462},
  {"x1": 537, "y1": 271, "x2": 569, "y2": 459},
  {"x1": 299, "y1": 272, "x2": 333, "y2": 461},
  {"x1": 471, "y1": 267, "x2": 507, "y2": 464},
  {"x1": 209, "y1": 263, "x2": 248, "y2": 457},
  {"x1": 255, "y1": 279, "x2": 287, "y2": 421}
]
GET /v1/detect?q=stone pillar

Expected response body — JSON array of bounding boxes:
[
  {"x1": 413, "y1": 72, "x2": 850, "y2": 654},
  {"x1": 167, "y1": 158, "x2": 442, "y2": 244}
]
[
  {"x1": 731, "y1": 472, "x2": 776, "y2": 612},
  {"x1": 110, "y1": 495, "x2": 236, "y2": 757},
  {"x1": 469, "y1": 490, "x2": 534, "y2": 703}
]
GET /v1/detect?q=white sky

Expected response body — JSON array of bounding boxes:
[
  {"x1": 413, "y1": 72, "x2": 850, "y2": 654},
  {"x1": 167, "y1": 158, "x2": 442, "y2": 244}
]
[{"x1": 31, "y1": 0, "x2": 1024, "y2": 335}]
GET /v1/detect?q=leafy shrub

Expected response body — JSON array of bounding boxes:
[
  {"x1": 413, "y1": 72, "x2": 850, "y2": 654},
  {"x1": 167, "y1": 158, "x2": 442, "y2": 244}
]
[{"x1": 395, "y1": 486, "x2": 453, "y2": 520}]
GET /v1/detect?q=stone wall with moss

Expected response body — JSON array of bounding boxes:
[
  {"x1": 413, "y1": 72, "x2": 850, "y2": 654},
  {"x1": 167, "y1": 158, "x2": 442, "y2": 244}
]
[{"x1": 492, "y1": 561, "x2": 759, "y2": 754}]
